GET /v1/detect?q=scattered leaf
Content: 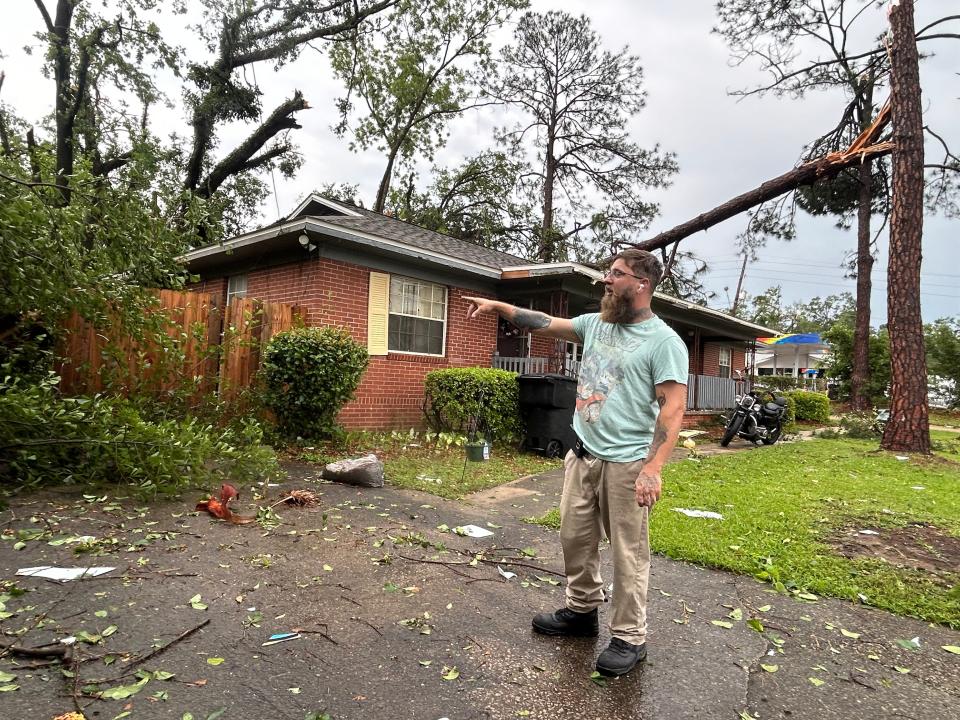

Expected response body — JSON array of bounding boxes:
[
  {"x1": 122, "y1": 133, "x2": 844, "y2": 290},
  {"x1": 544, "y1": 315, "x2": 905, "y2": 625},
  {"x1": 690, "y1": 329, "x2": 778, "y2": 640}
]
[
  {"x1": 711, "y1": 620, "x2": 733, "y2": 629},
  {"x1": 941, "y1": 645, "x2": 960, "y2": 655},
  {"x1": 747, "y1": 619, "x2": 764, "y2": 633},
  {"x1": 153, "y1": 671, "x2": 175, "y2": 681},
  {"x1": 95, "y1": 610, "x2": 109, "y2": 618},
  {"x1": 189, "y1": 594, "x2": 207, "y2": 611},
  {"x1": 206, "y1": 657, "x2": 225, "y2": 666},
  {"x1": 894, "y1": 666, "x2": 911, "y2": 674},
  {"x1": 0, "y1": 671, "x2": 15, "y2": 683},
  {"x1": 808, "y1": 677, "x2": 825, "y2": 687},
  {"x1": 589, "y1": 670, "x2": 606, "y2": 687},
  {"x1": 441, "y1": 666, "x2": 459, "y2": 681},
  {"x1": 760, "y1": 664, "x2": 779, "y2": 673},
  {"x1": 102, "y1": 624, "x2": 118, "y2": 637},
  {"x1": 323, "y1": 564, "x2": 333, "y2": 572},
  {"x1": 840, "y1": 628, "x2": 861, "y2": 640},
  {"x1": 757, "y1": 605, "x2": 771, "y2": 612},
  {"x1": 418, "y1": 660, "x2": 432, "y2": 667},
  {"x1": 728, "y1": 608, "x2": 743, "y2": 621},
  {"x1": 0, "y1": 684, "x2": 19, "y2": 692}
]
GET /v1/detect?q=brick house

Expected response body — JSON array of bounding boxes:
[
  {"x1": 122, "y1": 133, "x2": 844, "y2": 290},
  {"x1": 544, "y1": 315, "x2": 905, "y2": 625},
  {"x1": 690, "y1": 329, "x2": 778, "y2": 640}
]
[{"x1": 183, "y1": 194, "x2": 776, "y2": 430}]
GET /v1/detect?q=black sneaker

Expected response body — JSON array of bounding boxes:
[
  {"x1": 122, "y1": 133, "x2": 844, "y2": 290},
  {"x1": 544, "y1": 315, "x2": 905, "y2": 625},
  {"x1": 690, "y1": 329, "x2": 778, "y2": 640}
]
[
  {"x1": 595, "y1": 637, "x2": 647, "y2": 676},
  {"x1": 531, "y1": 607, "x2": 599, "y2": 637}
]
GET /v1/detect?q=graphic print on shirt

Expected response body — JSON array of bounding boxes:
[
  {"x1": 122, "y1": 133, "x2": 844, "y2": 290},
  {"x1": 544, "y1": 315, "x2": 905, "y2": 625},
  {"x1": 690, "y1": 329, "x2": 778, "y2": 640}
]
[{"x1": 575, "y1": 343, "x2": 626, "y2": 423}]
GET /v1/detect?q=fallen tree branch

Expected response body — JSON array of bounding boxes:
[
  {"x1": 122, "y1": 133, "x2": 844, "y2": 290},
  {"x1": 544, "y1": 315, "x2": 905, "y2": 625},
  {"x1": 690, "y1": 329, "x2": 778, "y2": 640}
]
[
  {"x1": 128, "y1": 618, "x2": 210, "y2": 669},
  {"x1": 633, "y1": 102, "x2": 893, "y2": 253}
]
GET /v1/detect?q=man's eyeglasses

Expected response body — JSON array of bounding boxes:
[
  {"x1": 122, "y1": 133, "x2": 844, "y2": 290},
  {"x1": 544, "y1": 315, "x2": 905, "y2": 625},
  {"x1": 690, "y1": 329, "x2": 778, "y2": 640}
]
[{"x1": 603, "y1": 268, "x2": 646, "y2": 282}]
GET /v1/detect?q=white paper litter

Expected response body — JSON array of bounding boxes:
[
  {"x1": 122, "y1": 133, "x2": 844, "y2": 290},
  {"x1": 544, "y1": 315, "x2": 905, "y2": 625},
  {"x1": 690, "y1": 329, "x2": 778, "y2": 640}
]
[
  {"x1": 497, "y1": 565, "x2": 516, "y2": 580},
  {"x1": 16, "y1": 566, "x2": 116, "y2": 582},
  {"x1": 895, "y1": 456, "x2": 909, "y2": 461},
  {"x1": 678, "y1": 430, "x2": 707, "y2": 439},
  {"x1": 672, "y1": 508, "x2": 723, "y2": 520},
  {"x1": 455, "y1": 524, "x2": 494, "y2": 538},
  {"x1": 858, "y1": 529, "x2": 879, "y2": 536}
]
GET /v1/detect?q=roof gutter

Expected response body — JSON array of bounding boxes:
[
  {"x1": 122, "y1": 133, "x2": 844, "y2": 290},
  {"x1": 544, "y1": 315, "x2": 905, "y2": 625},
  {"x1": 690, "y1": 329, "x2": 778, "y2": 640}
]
[{"x1": 180, "y1": 219, "x2": 503, "y2": 279}]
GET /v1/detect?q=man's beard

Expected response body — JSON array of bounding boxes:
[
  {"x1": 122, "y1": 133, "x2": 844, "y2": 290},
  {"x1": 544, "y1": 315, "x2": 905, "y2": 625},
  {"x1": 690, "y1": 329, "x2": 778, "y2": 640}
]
[{"x1": 600, "y1": 290, "x2": 639, "y2": 323}]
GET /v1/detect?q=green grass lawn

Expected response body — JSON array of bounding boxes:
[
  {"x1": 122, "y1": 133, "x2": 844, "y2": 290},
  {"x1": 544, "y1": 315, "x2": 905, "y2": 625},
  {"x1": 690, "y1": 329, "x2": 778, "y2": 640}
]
[
  {"x1": 531, "y1": 438, "x2": 960, "y2": 628},
  {"x1": 300, "y1": 433, "x2": 560, "y2": 499}
]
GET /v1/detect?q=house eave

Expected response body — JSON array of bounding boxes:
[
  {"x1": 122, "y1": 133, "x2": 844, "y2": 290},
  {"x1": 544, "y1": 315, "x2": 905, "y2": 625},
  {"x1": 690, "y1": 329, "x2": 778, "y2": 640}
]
[{"x1": 181, "y1": 219, "x2": 503, "y2": 279}]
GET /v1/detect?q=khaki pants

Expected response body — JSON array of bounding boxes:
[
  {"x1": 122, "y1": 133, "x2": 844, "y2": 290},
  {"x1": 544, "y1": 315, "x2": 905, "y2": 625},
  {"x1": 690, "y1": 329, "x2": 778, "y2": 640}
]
[{"x1": 559, "y1": 450, "x2": 650, "y2": 645}]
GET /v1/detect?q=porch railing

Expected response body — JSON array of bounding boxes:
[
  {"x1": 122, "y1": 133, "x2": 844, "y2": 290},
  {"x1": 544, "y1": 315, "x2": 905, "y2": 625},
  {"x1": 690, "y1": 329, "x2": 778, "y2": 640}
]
[
  {"x1": 492, "y1": 355, "x2": 745, "y2": 411},
  {"x1": 491, "y1": 355, "x2": 550, "y2": 375}
]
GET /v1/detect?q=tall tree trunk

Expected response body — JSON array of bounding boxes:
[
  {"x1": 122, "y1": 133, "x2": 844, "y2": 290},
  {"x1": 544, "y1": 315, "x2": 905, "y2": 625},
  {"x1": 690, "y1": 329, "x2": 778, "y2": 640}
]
[
  {"x1": 374, "y1": 149, "x2": 397, "y2": 214},
  {"x1": 850, "y1": 156, "x2": 875, "y2": 411},
  {"x1": 850, "y1": 77, "x2": 875, "y2": 412},
  {"x1": 882, "y1": 0, "x2": 929, "y2": 454},
  {"x1": 732, "y1": 252, "x2": 748, "y2": 314},
  {"x1": 540, "y1": 145, "x2": 557, "y2": 262},
  {"x1": 52, "y1": 0, "x2": 76, "y2": 206}
]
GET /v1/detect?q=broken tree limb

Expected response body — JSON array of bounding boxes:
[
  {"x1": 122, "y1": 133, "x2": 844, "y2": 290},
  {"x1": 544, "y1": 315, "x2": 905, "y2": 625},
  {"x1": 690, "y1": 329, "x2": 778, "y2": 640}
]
[{"x1": 634, "y1": 103, "x2": 893, "y2": 253}]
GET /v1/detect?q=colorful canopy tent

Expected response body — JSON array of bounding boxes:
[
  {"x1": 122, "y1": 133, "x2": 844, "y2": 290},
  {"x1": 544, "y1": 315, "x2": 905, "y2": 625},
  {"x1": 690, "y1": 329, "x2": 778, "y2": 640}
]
[{"x1": 754, "y1": 333, "x2": 830, "y2": 377}]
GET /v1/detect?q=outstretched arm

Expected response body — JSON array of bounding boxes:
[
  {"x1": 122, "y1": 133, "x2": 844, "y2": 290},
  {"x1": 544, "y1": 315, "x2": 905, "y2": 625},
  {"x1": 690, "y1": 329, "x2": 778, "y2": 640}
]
[
  {"x1": 635, "y1": 380, "x2": 687, "y2": 507},
  {"x1": 464, "y1": 296, "x2": 580, "y2": 343}
]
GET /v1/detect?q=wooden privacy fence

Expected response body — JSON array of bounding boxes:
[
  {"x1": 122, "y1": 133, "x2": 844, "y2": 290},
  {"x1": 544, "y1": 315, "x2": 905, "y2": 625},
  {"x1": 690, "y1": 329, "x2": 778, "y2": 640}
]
[{"x1": 59, "y1": 289, "x2": 300, "y2": 401}]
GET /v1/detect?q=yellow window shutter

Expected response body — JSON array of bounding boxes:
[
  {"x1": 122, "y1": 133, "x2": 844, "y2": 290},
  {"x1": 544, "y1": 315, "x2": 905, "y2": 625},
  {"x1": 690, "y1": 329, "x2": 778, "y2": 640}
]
[{"x1": 367, "y1": 271, "x2": 390, "y2": 355}]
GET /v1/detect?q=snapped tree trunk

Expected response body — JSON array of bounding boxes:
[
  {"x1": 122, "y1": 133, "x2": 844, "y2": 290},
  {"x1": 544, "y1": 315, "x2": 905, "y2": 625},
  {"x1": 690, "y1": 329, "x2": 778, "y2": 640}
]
[
  {"x1": 634, "y1": 103, "x2": 892, "y2": 253},
  {"x1": 882, "y1": 0, "x2": 930, "y2": 454}
]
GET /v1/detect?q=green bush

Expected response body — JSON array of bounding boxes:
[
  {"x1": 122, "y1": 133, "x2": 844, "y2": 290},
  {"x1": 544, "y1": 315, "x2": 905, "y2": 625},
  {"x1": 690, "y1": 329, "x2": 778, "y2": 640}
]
[
  {"x1": 753, "y1": 375, "x2": 804, "y2": 392},
  {"x1": 0, "y1": 372, "x2": 280, "y2": 494},
  {"x1": 786, "y1": 390, "x2": 831, "y2": 423},
  {"x1": 260, "y1": 327, "x2": 369, "y2": 439},
  {"x1": 424, "y1": 368, "x2": 521, "y2": 442}
]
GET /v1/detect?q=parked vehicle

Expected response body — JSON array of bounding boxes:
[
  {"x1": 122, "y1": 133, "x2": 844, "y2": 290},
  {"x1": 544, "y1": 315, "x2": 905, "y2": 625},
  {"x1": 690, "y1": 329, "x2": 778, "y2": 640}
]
[{"x1": 720, "y1": 390, "x2": 788, "y2": 447}]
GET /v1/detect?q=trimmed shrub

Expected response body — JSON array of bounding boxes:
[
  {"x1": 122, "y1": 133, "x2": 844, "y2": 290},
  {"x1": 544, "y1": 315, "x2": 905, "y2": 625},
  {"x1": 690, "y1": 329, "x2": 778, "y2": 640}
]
[
  {"x1": 787, "y1": 390, "x2": 831, "y2": 423},
  {"x1": 260, "y1": 327, "x2": 369, "y2": 439},
  {"x1": 424, "y1": 368, "x2": 521, "y2": 442}
]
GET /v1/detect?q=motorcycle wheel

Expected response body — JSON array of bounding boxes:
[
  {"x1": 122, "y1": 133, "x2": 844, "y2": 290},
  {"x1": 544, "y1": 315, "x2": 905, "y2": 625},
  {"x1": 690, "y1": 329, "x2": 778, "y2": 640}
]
[
  {"x1": 545, "y1": 439, "x2": 564, "y2": 458},
  {"x1": 761, "y1": 425, "x2": 782, "y2": 445},
  {"x1": 720, "y1": 415, "x2": 744, "y2": 447}
]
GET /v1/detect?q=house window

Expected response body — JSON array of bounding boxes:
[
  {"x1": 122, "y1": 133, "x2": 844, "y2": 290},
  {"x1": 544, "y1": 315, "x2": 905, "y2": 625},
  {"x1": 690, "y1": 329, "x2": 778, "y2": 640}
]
[
  {"x1": 388, "y1": 275, "x2": 446, "y2": 355},
  {"x1": 227, "y1": 274, "x2": 247, "y2": 303},
  {"x1": 718, "y1": 346, "x2": 732, "y2": 379}
]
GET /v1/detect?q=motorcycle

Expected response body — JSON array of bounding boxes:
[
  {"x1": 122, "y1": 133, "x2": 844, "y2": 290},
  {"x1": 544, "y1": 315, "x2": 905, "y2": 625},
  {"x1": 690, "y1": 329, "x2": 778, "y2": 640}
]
[{"x1": 720, "y1": 389, "x2": 787, "y2": 447}]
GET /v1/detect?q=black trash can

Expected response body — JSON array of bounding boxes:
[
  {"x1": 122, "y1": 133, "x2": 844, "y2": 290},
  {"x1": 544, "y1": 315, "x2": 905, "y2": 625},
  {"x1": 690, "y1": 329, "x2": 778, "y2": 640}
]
[{"x1": 518, "y1": 373, "x2": 578, "y2": 458}]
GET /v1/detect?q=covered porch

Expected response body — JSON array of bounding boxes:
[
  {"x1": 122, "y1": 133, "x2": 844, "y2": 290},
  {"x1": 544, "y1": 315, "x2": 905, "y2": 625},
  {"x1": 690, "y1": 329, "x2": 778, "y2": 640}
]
[{"x1": 490, "y1": 263, "x2": 774, "y2": 412}]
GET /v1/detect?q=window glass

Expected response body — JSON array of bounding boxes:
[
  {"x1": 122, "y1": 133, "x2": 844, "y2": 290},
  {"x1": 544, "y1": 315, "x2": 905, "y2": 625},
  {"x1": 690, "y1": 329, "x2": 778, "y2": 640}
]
[
  {"x1": 227, "y1": 274, "x2": 247, "y2": 303},
  {"x1": 388, "y1": 275, "x2": 447, "y2": 355}
]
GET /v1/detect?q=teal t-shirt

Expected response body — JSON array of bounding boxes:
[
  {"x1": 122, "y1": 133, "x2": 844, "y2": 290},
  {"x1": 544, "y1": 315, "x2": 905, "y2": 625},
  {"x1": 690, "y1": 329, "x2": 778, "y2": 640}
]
[{"x1": 571, "y1": 314, "x2": 689, "y2": 462}]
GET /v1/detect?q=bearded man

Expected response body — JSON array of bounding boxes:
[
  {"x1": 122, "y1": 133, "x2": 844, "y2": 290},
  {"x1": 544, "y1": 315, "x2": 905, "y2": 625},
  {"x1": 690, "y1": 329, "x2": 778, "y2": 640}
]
[{"x1": 464, "y1": 249, "x2": 688, "y2": 677}]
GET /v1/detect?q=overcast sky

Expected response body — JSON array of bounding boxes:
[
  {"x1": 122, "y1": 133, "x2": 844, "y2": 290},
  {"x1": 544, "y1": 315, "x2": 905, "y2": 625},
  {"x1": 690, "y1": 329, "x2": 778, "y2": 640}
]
[{"x1": 2, "y1": 0, "x2": 957, "y2": 323}]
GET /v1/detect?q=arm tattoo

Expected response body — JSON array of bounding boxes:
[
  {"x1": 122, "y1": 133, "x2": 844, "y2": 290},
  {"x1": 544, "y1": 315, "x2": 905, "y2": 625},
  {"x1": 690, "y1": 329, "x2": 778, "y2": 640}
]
[
  {"x1": 512, "y1": 308, "x2": 551, "y2": 330},
  {"x1": 645, "y1": 419, "x2": 668, "y2": 461}
]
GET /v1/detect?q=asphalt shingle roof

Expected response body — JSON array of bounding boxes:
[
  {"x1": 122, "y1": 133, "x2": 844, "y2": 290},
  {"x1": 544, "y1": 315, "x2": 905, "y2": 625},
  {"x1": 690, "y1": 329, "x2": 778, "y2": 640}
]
[{"x1": 296, "y1": 200, "x2": 531, "y2": 270}]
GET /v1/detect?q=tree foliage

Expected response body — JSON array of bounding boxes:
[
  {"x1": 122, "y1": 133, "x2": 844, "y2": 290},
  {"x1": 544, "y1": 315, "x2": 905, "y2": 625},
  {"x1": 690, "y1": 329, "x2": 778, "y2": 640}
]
[
  {"x1": 740, "y1": 287, "x2": 855, "y2": 334},
  {"x1": 924, "y1": 317, "x2": 960, "y2": 408},
  {"x1": 822, "y1": 322, "x2": 890, "y2": 404},
  {"x1": 391, "y1": 150, "x2": 534, "y2": 253},
  {"x1": 489, "y1": 10, "x2": 677, "y2": 262},
  {"x1": 331, "y1": 0, "x2": 526, "y2": 213}
]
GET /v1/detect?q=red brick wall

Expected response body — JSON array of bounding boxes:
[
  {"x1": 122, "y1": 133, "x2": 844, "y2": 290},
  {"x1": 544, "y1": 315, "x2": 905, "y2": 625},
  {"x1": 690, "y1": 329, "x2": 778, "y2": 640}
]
[{"x1": 195, "y1": 259, "x2": 498, "y2": 430}]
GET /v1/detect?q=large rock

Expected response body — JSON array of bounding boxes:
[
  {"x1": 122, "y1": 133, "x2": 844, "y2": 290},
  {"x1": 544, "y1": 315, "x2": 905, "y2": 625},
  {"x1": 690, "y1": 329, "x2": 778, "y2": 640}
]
[{"x1": 323, "y1": 454, "x2": 384, "y2": 488}]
